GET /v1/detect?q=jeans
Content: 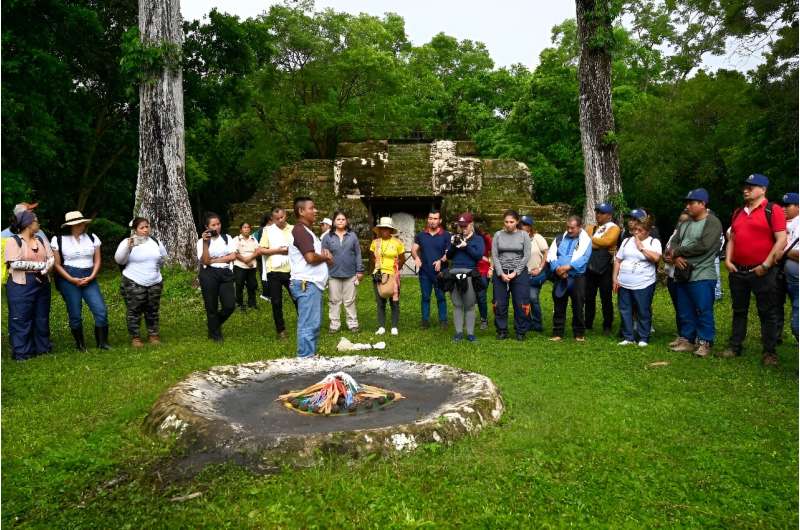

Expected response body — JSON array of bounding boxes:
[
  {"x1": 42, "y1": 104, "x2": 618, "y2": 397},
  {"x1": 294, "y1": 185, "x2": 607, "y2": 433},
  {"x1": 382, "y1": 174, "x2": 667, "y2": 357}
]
[
  {"x1": 674, "y1": 279, "x2": 716, "y2": 343},
  {"x1": 493, "y1": 270, "x2": 530, "y2": 335},
  {"x1": 6, "y1": 276, "x2": 51, "y2": 358},
  {"x1": 419, "y1": 272, "x2": 447, "y2": 323},
  {"x1": 199, "y1": 267, "x2": 235, "y2": 340},
  {"x1": 56, "y1": 266, "x2": 108, "y2": 329},
  {"x1": 552, "y1": 275, "x2": 586, "y2": 338},
  {"x1": 786, "y1": 268, "x2": 799, "y2": 340},
  {"x1": 268, "y1": 271, "x2": 297, "y2": 333},
  {"x1": 618, "y1": 283, "x2": 656, "y2": 343},
  {"x1": 728, "y1": 269, "x2": 778, "y2": 354},
  {"x1": 290, "y1": 280, "x2": 322, "y2": 358},
  {"x1": 584, "y1": 268, "x2": 614, "y2": 330},
  {"x1": 476, "y1": 276, "x2": 489, "y2": 321},
  {"x1": 528, "y1": 285, "x2": 543, "y2": 332}
]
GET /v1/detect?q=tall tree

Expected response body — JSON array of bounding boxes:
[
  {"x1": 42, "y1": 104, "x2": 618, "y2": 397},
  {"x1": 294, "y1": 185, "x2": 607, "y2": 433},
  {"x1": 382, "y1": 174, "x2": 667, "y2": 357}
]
[
  {"x1": 576, "y1": 0, "x2": 623, "y2": 224},
  {"x1": 135, "y1": 0, "x2": 196, "y2": 267}
]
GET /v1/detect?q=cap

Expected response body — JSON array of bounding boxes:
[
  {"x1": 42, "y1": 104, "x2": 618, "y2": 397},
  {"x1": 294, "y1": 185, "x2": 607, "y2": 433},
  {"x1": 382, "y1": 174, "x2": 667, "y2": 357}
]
[
  {"x1": 320, "y1": 217, "x2": 332, "y2": 226},
  {"x1": 594, "y1": 202, "x2": 613, "y2": 214},
  {"x1": 684, "y1": 188, "x2": 710, "y2": 204},
  {"x1": 781, "y1": 192, "x2": 799, "y2": 205},
  {"x1": 456, "y1": 212, "x2": 474, "y2": 226},
  {"x1": 13, "y1": 202, "x2": 38, "y2": 215},
  {"x1": 628, "y1": 209, "x2": 647, "y2": 220},
  {"x1": 743, "y1": 173, "x2": 769, "y2": 187},
  {"x1": 519, "y1": 215, "x2": 534, "y2": 226}
]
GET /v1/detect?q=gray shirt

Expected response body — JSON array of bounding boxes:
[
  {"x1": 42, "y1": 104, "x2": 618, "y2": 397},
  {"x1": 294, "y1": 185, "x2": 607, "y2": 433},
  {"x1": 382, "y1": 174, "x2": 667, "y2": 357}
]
[
  {"x1": 321, "y1": 230, "x2": 363, "y2": 278},
  {"x1": 492, "y1": 229, "x2": 531, "y2": 275}
]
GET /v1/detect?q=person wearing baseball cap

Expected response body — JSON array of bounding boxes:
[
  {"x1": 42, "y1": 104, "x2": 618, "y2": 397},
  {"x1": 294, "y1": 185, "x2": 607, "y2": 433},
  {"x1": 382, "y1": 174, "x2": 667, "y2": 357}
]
[
  {"x1": 518, "y1": 215, "x2": 550, "y2": 333},
  {"x1": 719, "y1": 174, "x2": 787, "y2": 365},
  {"x1": 664, "y1": 188, "x2": 722, "y2": 357},
  {"x1": 776, "y1": 192, "x2": 799, "y2": 342},
  {"x1": 444, "y1": 212, "x2": 485, "y2": 342},
  {"x1": 2, "y1": 202, "x2": 47, "y2": 241},
  {"x1": 584, "y1": 202, "x2": 621, "y2": 335},
  {"x1": 319, "y1": 217, "x2": 332, "y2": 238}
]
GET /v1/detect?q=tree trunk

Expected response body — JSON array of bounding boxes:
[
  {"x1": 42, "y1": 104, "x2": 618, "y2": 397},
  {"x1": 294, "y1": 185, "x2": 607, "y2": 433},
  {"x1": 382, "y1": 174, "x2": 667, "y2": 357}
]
[
  {"x1": 576, "y1": 0, "x2": 622, "y2": 225},
  {"x1": 135, "y1": 0, "x2": 197, "y2": 268}
]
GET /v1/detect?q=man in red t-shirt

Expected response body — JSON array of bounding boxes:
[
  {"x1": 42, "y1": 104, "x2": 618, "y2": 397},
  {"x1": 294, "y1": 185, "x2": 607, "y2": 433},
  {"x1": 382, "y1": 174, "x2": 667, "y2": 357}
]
[{"x1": 719, "y1": 173, "x2": 787, "y2": 365}]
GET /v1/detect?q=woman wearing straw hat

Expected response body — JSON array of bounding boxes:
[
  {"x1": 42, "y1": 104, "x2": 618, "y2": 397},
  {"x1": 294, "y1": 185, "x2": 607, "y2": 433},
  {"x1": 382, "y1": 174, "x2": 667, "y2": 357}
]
[
  {"x1": 51, "y1": 211, "x2": 110, "y2": 351},
  {"x1": 369, "y1": 217, "x2": 406, "y2": 335}
]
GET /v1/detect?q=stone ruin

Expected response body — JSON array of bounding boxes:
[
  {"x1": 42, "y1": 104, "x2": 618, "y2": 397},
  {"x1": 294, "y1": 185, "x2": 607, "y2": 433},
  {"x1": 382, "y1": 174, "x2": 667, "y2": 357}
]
[{"x1": 231, "y1": 140, "x2": 569, "y2": 274}]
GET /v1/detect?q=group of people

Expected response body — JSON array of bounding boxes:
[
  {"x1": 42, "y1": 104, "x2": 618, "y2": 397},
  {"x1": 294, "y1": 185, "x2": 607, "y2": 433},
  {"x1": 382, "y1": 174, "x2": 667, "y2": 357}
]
[{"x1": 3, "y1": 173, "x2": 798, "y2": 365}]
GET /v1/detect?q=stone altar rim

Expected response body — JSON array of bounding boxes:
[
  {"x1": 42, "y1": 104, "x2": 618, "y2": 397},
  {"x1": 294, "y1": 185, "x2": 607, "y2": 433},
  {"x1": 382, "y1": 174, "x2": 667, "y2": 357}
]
[{"x1": 143, "y1": 355, "x2": 504, "y2": 469}]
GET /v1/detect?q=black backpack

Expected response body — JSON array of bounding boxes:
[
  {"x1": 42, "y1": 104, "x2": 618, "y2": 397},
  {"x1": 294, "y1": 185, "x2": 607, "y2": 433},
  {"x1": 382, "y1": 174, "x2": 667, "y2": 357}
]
[
  {"x1": 731, "y1": 202, "x2": 776, "y2": 236},
  {"x1": 55, "y1": 233, "x2": 98, "y2": 266}
]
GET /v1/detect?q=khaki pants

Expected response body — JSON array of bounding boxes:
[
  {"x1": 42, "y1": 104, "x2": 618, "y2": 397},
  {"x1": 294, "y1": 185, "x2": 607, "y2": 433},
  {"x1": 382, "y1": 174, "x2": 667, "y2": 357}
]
[{"x1": 329, "y1": 277, "x2": 359, "y2": 331}]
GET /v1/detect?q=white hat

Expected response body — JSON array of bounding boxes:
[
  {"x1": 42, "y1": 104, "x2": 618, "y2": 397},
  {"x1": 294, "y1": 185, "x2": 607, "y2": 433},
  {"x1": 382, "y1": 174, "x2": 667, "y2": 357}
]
[
  {"x1": 372, "y1": 216, "x2": 397, "y2": 234},
  {"x1": 61, "y1": 211, "x2": 92, "y2": 227},
  {"x1": 321, "y1": 217, "x2": 333, "y2": 226}
]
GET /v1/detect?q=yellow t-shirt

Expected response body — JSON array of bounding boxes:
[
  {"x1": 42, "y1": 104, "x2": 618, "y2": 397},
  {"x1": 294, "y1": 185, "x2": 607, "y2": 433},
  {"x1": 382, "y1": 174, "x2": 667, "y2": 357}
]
[{"x1": 370, "y1": 237, "x2": 405, "y2": 274}]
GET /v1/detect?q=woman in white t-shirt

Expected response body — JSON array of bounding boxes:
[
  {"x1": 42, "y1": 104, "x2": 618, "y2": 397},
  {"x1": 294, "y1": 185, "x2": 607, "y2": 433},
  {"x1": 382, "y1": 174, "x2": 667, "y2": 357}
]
[
  {"x1": 613, "y1": 218, "x2": 662, "y2": 346},
  {"x1": 115, "y1": 217, "x2": 168, "y2": 347},
  {"x1": 196, "y1": 212, "x2": 237, "y2": 342},
  {"x1": 51, "y1": 211, "x2": 110, "y2": 351}
]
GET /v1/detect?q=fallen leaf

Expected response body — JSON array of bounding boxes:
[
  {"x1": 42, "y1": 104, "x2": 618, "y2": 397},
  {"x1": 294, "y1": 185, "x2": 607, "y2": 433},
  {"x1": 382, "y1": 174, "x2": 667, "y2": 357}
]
[
  {"x1": 170, "y1": 492, "x2": 202, "y2": 502},
  {"x1": 647, "y1": 361, "x2": 670, "y2": 368}
]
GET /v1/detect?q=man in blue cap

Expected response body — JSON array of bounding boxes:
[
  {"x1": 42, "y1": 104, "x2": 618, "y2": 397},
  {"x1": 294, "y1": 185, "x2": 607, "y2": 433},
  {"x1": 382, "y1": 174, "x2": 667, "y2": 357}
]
[
  {"x1": 584, "y1": 202, "x2": 621, "y2": 334},
  {"x1": 776, "y1": 192, "x2": 799, "y2": 342},
  {"x1": 664, "y1": 188, "x2": 723, "y2": 357},
  {"x1": 719, "y1": 173, "x2": 787, "y2": 365}
]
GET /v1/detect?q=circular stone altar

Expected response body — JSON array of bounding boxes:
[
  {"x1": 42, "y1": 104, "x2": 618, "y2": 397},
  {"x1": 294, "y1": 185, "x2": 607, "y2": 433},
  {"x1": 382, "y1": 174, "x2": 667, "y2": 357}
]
[{"x1": 144, "y1": 356, "x2": 503, "y2": 469}]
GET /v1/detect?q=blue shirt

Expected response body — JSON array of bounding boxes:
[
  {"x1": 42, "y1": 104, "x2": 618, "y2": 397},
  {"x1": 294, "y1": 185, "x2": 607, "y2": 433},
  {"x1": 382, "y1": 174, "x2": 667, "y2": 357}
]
[
  {"x1": 1, "y1": 227, "x2": 47, "y2": 241},
  {"x1": 446, "y1": 233, "x2": 485, "y2": 270},
  {"x1": 414, "y1": 228, "x2": 450, "y2": 278},
  {"x1": 321, "y1": 230, "x2": 363, "y2": 278}
]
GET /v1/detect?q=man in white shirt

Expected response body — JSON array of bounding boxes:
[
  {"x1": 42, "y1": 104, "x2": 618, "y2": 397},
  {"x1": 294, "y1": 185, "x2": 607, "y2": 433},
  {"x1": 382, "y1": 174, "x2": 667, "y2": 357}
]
[
  {"x1": 777, "y1": 192, "x2": 799, "y2": 341},
  {"x1": 288, "y1": 197, "x2": 333, "y2": 358}
]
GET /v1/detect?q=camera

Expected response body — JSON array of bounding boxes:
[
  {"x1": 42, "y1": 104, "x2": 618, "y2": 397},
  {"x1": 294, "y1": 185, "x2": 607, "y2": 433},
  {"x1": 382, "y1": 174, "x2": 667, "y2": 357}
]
[
  {"x1": 206, "y1": 229, "x2": 218, "y2": 238},
  {"x1": 451, "y1": 234, "x2": 463, "y2": 247}
]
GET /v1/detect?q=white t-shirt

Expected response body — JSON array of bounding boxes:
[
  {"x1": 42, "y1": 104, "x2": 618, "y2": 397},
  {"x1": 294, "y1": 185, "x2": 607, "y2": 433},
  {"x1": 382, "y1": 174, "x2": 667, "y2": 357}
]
[
  {"x1": 196, "y1": 234, "x2": 236, "y2": 270},
  {"x1": 616, "y1": 236, "x2": 662, "y2": 290},
  {"x1": 289, "y1": 224, "x2": 329, "y2": 290},
  {"x1": 785, "y1": 216, "x2": 799, "y2": 251},
  {"x1": 115, "y1": 237, "x2": 168, "y2": 286},
  {"x1": 51, "y1": 233, "x2": 101, "y2": 269}
]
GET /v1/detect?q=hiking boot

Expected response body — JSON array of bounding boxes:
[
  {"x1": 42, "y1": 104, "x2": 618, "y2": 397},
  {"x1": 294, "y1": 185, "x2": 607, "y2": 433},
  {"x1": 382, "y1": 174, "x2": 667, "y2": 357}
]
[
  {"x1": 668, "y1": 337, "x2": 683, "y2": 348},
  {"x1": 694, "y1": 341, "x2": 711, "y2": 358},
  {"x1": 71, "y1": 326, "x2": 87, "y2": 352},
  {"x1": 420, "y1": 320, "x2": 430, "y2": 329},
  {"x1": 95, "y1": 325, "x2": 111, "y2": 350},
  {"x1": 670, "y1": 338, "x2": 696, "y2": 352},
  {"x1": 762, "y1": 353, "x2": 779, "y2": 366},
  {"x1": 453, "y1": 333, "x2": 464, "y2": 342},
  {"x1": 480, "y1": 319, "x2": 488, "y2": 330},
  {"x1": 148, "y1": 335, "x2": 161, "y2": 345},
  {"x1": 131, "y1": 337, "x2": 144, "y2": 348},
  {"x1": 715, "y1": 347, "x2": 741, "y2": 358}
]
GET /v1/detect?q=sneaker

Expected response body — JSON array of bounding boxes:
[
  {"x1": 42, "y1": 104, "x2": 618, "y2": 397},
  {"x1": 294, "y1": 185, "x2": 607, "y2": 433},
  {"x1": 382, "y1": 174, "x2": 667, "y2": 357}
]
[
  {"x1": 375, "y1": 327, "x2": 386, "y2": 335},
  {"x1": 575, "y1": 336, "x2": 586, "y2": 342},
  {"x1": 637, "y1": 341, "x2": 649, "y2": 347},
  {"x1": 260, "y1": 294, "x2": 271, "y2": 302},
  {"x1": 466, "y1": 335, "x2": 477, "y2": 343},
  {"x1": 480, "y1": 319, "x2": 488, "y2": 330},
  {"x1": 694, "y1": 341, "x2": 711, "y2": 357},
  {"x1": 549, "y1": 336, "x2": 562, "y2": 342},
  {"x1": 670, "y1": 338, "x2": 696, "y2": 352},
  {"x1": 390, "y1": 327, "x2": 399, "y2": 336},
  {"x1": 668, "y1": 337, "x2": 683, "y2": 348},
  {"x1": 715, "y1": 347, "x2": 741, "y2": 358},
  {"x1": 453, "y1": 333, "x2": 464, "y2": 342},
  {"x1": 420, "y1": 320, "x2": 430, "y2": 329},
  {"x1": 131, "y1": 337, "x2": 144, "y2": 348},
  {"x1": 617, "y1": 340, "x2": 634, "y2": 346},
  {"x1": 762, "y1": 353, "x2": 779, "y2": 366}
]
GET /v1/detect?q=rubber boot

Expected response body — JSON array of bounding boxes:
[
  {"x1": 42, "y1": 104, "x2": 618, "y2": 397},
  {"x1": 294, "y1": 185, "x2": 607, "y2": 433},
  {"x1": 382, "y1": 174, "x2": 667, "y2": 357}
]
[
  {"x1": 95, "y1": 325, "x2": 111, "y2": 350},
  {"x1": 71, "y1": 326, "x2": 87, "y2": 352}
]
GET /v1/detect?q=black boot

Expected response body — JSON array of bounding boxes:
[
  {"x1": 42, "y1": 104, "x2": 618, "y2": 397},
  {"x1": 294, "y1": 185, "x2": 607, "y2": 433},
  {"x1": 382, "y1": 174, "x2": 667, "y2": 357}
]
[
  {"x1": 71, "y1": 326, "x2": 87, "y2": 352},
  {"x1": 95, "y1": 325, "x2": 111, "y2": 350}
]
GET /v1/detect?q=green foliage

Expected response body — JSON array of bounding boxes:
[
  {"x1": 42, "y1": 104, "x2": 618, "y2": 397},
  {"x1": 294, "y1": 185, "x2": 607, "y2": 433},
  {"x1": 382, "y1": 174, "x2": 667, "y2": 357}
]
[
  {"x1": 2, "y1": 271, "x2": 797, "y2": 526},
  {"x1": 120, "y1": 27, "x2": 181, "y2": 94}
]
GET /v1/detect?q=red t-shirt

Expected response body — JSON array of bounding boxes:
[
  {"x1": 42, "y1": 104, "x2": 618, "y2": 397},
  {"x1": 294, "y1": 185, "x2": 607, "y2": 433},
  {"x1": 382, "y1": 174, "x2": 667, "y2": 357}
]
[
  {"x1": 730, "y1": 198, "x2": 786, "y2": 266},
  {"x1": 476, "y1": 233, "x2": 492, "y2": 277}
]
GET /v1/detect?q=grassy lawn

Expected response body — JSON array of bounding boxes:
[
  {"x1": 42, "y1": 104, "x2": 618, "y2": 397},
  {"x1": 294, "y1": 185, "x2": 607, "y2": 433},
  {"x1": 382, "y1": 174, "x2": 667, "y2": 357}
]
[{"x1": 2, "y1": 268, "x2": 797, "y2": 527}]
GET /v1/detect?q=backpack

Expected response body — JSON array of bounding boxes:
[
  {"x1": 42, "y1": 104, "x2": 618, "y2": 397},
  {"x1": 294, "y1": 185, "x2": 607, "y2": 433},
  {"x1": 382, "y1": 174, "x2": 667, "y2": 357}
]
[
  {"x1": 731, "y1": 202, "x2": 776, "y2": 237},
  {"x1": 118, "y1": 236, "x2": 161, "y2": 271}
]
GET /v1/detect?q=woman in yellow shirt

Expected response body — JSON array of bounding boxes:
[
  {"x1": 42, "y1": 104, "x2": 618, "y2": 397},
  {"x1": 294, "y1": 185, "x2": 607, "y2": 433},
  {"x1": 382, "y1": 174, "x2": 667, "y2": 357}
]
[{"x1": 369, "y1": 217, "x2": 406, "y2": 336}]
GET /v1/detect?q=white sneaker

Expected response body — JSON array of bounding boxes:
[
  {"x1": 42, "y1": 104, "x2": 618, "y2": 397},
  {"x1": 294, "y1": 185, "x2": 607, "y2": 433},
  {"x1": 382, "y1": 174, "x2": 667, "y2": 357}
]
[
  {"x1": 390, "y1": 327, "x2": 398, "y2": 336},
  {"x1": 617, "y1": 340, "x2": 634, "y2": 346},
  {"x1": 637, "y1": 341, "x2": 649, "y2": 347},
  {"x1": 375, "y1": 327, "x2": 386, "y2": 335}
]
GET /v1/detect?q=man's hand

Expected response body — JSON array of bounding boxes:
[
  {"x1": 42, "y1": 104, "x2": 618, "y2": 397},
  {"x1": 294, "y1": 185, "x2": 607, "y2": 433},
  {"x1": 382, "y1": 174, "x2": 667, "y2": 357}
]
[
  {"x1": 754, "y1": 264, "x2": 768, "y2": 277},
  {"x1": 322, "y1": 248, "x2": 334, "y2": 265},
  {"x1": 433, "y1": 259, "x2": 441, "y2": 272},
  {"x1": 724, "y1": 259, "x2": 738, "y2": 273},
  {"x1": 414, "y1": 257, "x2": 422, "y2": 269},
  {"x1": 674, "y1": 256, "x2": 688, "y2": 270}
]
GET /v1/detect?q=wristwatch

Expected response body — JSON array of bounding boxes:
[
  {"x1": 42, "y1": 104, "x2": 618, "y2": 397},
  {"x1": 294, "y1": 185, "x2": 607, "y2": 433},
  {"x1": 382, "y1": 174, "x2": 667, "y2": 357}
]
[{"x1": 760, "y1": 263, "x2": 770, "y2": 271}]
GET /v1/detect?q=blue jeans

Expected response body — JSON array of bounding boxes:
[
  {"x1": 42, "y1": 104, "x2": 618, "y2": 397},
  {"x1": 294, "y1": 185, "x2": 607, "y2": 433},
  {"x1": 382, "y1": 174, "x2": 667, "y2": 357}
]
[
  {"x1": 787, "y1": 269, "x2": 799, "y2": 340},
  {"x1": 290, "y1": 280, "x2": 322, "y2": 358},
  {"x1": 618, "y1": 283, "x2": 656, "y2": 343},
  {"x1": 6, "y1": 276, "x2": 52, "y2": 358},
  {"x1": 55, "y1": 266, "x2": 108, "y2": 329},
  {"x1": 675, "y1": 279, "x2": 716, "y2": 343},
  {"x1": 476, "y1": 276, "x2": 489, "y2": 320},
  {"x1": 528, "y1": 285, "x2": 543, "y2": 331},
  {"x1": 419, "y1": 273, "x2": 447, "y2": 323}
]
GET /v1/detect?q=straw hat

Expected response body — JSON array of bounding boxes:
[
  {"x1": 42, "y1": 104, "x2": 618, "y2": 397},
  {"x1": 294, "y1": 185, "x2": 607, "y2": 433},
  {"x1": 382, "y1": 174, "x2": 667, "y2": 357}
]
[
  {"x1": 372, "y1": 216, "x2": 397, "y2": 235},
  {"x1": 61, "y1": 211, "x2": 92, "y2": 227}
]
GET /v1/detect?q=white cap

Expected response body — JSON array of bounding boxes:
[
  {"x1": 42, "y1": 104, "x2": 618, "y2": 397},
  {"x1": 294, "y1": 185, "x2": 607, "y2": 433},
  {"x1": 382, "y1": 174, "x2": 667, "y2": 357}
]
[{"x1": 321, "y1": 217, "x2": 332, "y2": 225}]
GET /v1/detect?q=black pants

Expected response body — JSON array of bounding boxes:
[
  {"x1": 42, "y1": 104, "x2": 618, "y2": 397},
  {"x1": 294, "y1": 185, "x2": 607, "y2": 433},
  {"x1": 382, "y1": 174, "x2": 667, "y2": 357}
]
[
  {"x1": 584, "y1": 268, "x2": 614, "y2": 331},
  {"x1": 775, "y1": 272, "x2": 789, "y2": 341},
  {"x1": 728, "y1": 268, "x2": 778, "y2": 354},
  {"x1": 234, "y1": 266, "x2": 258, "y2": 308},
  {"x1": 552, "y1": 275, "x2": 586, "y2": 337},
  {"x1": 268, "y1": 271, "x2": 297, "y2": 333},
  {"x1": 374, "y1": 282, "x2": 400, "y2": 329},
  {"x1": 199, "y1": 267, "x2": 235, "y2": 340}
]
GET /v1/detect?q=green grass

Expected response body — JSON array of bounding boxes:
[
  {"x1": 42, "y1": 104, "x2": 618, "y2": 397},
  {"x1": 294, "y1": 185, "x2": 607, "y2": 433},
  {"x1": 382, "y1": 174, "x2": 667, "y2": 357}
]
[{"x1": 3, "y1": 268, "x2": 797, "y2": 528}]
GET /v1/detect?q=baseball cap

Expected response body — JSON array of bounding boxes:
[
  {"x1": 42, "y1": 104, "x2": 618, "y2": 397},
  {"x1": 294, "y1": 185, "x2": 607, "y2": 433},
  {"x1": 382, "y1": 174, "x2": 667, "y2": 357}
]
[
  {"x1": 519, "y1": 215, "x2": 534, "y2": 226},
  {"x1": 13, "y1": 202, "x2": 38, "y2": 215},
  {"x1": 628, "y1": 208, "x2": 647, "y2": 220},
  {"x1": 685, "y1": 188, "x2": 710, "y2": 204},
  {"x1": 456, "y1": 212, "x2": 474, "y2": 226},
  {"x1": 320, "y1": 217, "x2": 332, "y2": 225},
  {"x1": 781, "y1": 192, "x2": 799, "y2": 205},
  {"x1": 743, "y1": 173, "x2": 769, "y2": 187},
  {"x1": 594, "y1": 202, "x2": 613, "y2": 214}
]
